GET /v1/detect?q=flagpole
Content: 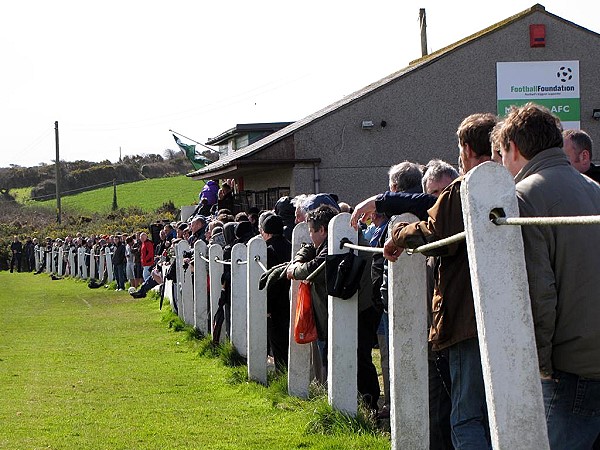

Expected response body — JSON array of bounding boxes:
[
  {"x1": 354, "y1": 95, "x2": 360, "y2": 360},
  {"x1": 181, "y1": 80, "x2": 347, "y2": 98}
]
[{"x1": 169, "y1": 129, "x2": 217, "y2": 152}]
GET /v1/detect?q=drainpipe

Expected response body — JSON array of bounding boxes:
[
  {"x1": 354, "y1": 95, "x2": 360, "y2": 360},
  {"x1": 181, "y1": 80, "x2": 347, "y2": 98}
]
[
  {"x1": 419, "y1": 8, "x2": 428, "y2": 57},
  {"x1": 313, "y1": 163, "x2": 320, "y2": 193}
]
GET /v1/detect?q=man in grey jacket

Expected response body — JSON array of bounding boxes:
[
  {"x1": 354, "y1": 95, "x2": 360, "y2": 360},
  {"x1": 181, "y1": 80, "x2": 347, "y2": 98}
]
[{"x1": 492, "y1": 103, "x2": 600, "y2": 449}]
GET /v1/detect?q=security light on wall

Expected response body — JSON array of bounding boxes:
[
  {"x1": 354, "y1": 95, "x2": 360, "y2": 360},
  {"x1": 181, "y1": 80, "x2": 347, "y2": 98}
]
[
  {"x1": 593, "y1": 109, "x2": 600, "y2": 120},
  {"x1": 361, "y1": 120, "x2": 374, "y2": 130}
]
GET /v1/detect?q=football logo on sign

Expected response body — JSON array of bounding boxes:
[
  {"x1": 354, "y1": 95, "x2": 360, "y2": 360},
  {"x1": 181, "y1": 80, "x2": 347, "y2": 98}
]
[{"x1": 556, "y1": 66, "x2": 573, "y2": 82}]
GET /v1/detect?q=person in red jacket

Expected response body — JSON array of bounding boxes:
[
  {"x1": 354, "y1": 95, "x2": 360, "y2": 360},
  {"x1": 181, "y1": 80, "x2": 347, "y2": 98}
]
[{"x1": 140, "y1": 232, "x2": 154, "y2": 281}]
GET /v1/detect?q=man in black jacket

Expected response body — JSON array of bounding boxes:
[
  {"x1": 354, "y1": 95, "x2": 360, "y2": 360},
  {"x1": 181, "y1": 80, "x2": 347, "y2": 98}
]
[
  {"x1": 112, "y1": 235, "x2": 127, "y2": 291},
  {"x1": 10, "y1": 236, "x2": 23, "y2": 273}
]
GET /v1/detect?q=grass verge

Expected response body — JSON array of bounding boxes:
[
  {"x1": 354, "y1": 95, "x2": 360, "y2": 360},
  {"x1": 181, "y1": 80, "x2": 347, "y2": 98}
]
[{"x1": 0, "y1": 272, "x2": 390, "y2": 449}]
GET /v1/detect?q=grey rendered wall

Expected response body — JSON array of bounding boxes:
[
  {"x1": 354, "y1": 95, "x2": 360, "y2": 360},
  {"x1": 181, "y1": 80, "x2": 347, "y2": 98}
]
[
  {"x1": 291, "y1": 10, "x2": 600, "y2": 206},
  {"x1": 242, "y1": 167, "x2": 293, "y2": 191}
]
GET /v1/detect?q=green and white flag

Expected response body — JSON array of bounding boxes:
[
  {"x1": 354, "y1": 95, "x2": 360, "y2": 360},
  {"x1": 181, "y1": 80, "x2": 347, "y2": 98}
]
[
  {"x1": 497, "y1": 60, "x2": 580, "y2": 129},
  {"x1": 172, "y1": 134, "x2": 210, "y2": 170}
]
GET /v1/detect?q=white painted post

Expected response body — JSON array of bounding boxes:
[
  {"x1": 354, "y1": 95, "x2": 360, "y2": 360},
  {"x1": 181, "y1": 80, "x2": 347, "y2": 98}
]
[
  {"x1": 193, "y1": 240, "x2": 209, "y2": 334},
  {"x1": 387, "y1": 213, "x2": 429, "y2": 450},
  {"x1": 80, "y1": 248, "x2": 88, "y2": 279},
  {"x1": 247, "y1": 236, "x2": 268, "y2": 385},
  {"x1": 177, "y1": 240, "x2": 194, "y2": 326},
  {"x1": 89, "y1": 248, "x2": 96, "y2": 280},
  {"x1": 58, "y1": 247, "x2": 64, "y2": 276},
  {"x1": 231, "y1": 243, "x2": 248, "y2": 357},
  {"x1": 287, "y1": 222, "x2": 312, "y2": 398},
  {"x1": 98, "y1": 250, "x2": 105, "y2": 280},
  {"x1": 51, "y1": 247, "x2": 57, "y2": 274},
  {"x1": 45, "y1": 250, "x2": 51, "y2": 274},
  {"x1": 327, "y1": 212, "x2": 358, "y2": 415},
  {"x1": 76, "y1": 247, "x2": 82, "y2": 278},
  {"x1": 208, "y1": 244, "x2": 225, "y2": 343},
  {"x1": 68, "y1": 248, "x2": 76, "y2": 276},
  {"x1": 461, "y1": 162, "x2": 548, "y2": 449},
  {"x1": 34, "y1": 247, "x2": 41, "y2": 272},
  {"x1": 104, "y1": 248, "x2": 113, "y2": 282},
  {"x1": 173, "y1": 241, "x2": 185, "y2": 320}
]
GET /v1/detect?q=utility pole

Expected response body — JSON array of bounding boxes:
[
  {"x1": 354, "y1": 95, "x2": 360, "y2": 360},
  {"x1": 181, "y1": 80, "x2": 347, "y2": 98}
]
[{"x1": 55, "y1": 121, "x2": 62, "y2": 224}]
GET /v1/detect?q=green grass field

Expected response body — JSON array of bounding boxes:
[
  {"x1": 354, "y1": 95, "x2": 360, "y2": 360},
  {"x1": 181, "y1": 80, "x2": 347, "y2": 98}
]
[
  {"x1": 16, "y1": 176, "x2": 202, "y2": 214},
  {"x1": 0, "y1": 272, "x2": 390, "y2": 449}
]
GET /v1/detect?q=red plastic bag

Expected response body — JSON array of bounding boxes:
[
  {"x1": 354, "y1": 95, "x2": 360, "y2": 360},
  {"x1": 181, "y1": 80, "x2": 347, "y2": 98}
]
[{"x1": 294, "y1": 282, "x2": 318, "y2": 344}]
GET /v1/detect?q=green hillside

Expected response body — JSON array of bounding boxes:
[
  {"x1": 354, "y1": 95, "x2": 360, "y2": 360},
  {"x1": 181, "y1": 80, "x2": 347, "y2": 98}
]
[{"x1": 24, "y1": 175, "x2": 203, "y2": 214}]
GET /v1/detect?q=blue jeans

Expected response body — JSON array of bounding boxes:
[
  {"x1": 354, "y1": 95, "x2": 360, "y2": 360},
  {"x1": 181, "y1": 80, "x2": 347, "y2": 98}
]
[
  {"x1": 448, "y1": 338, "x2": 491, "y2": 450},
  {"x1": 542, "y1": 370, "x2": 600, "y2": 450}
]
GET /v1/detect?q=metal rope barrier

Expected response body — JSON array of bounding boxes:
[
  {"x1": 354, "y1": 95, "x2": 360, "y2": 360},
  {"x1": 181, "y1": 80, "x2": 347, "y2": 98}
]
[
  {"x1": 254, "y1": 256, "x2": 268, "y2": 273},
  {"x1": 493, "y1": 215, "x2": 600, "y2": 226},
  {"x1": 406, "y1": 231, "x2": 467, "y2": 255}
]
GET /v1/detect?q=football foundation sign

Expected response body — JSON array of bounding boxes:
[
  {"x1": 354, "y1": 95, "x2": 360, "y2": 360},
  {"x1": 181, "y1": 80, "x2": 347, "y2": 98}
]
[{"x1": 497, "y1": 61, "x2": 580, "y2": 129}]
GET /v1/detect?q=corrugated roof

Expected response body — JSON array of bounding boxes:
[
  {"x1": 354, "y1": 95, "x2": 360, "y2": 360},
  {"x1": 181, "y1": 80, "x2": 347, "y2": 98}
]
[{"x1": 188, "y1": 3, "x2": 597, "y2": 178}]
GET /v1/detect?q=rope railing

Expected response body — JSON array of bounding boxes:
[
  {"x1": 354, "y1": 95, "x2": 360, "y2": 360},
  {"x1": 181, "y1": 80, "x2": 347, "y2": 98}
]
[
  {"x1": 199, "y1": 254, "x2": 210, "y2": 263},
  {"x1": 254, "y1": 256, "x2": 268, "y2": 273},
  {"x1": 214, "y1": 257, "x2": 232, "y2": 266},
  {"x1": 493, "y1": 215, "x2": 600, "y2": 226},
  {"x1": 236, "y1": 259, "x2": 248, "y2": 265},
  {"x1": 406, "y1": 231, "x2": 467, "y2": 255},
  {"x1": 342, "y1": 242, "x2": 384, "y2": 253},
  {"x1": 306, "y1": 261, "x2": 326, "y2": 282}
]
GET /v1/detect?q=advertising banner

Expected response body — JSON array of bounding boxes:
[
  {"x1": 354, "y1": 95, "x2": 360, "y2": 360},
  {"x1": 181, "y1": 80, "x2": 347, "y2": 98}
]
[{"x1": 497, "y1": 61, "x2": 580, "y2": 129}]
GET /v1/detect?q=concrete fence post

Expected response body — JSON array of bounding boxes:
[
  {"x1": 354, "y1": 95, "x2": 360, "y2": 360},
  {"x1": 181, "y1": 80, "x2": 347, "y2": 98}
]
[
  {"x1": 387, "y1": 213, "x2": 429, "y2": 450},
  {"x1": 193, "y1": 240, "x2": 209, "y2": 334},
  {"x1": 208, "y1": 244, "x2": 225, "y2": 343},
  {"x1": 247, "y1": 236, "x2": 268, "y2": 385},
  {"x1": 68, "y1": 248, "x2": 75, "y2": 276},
  {"x1": 231, "y1": 243, "x2": 248, "y2": 357},
  {"x1": 76, "y1": 248, "x2": 84, "y2": 278},
  {"x1": 104, "y1": 248, "x2": 113, "y2": 282},
  {"x1": 81, "y1": 248, "x2": 89, "y2": 279},
  {"x1": 287, "y1": 222, "x2": 312, "y2": 398},
  {"x1": 327, "y1": 212, "x2": 358, "y2": 415},
  {"x1": 58, "y1": 247, "x2": 64, "y2": 277},
  {"x1": 176, "y1": 240, "x2": 194, "y2": 326},
  {"x1": 45, "y1": 250, "x2": 52, "y2": 274},
  {"x1": 98, "y1": 250, "x2": 105, "y2": 280},
  {"x1": 461, "y1": 162, "x2": 548, "y2": 450},
  {"x1": 89, "y1": 248, "x2": 96, "y2": 280},
  {"x1": 51, "y1": 248, "x2": 57, "y2": 274}
]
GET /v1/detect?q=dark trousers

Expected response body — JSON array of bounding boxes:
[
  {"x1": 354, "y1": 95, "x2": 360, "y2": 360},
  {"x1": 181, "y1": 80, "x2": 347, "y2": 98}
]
[
  {"x1": 357, "y1": 306, "x2": 382, "y2": 411},
  {"x1": 267, "y1": 316, "x2": 289, "y2": 371},
  {"x1": 429, "y1": 349, "x2": 454, "y2": 450},
  {"x1": 114, "y1": 263, "x2": 126, "y2": 289},
  {"x1": 10, "y1": 253, "x2": 22, "y2": 272}
]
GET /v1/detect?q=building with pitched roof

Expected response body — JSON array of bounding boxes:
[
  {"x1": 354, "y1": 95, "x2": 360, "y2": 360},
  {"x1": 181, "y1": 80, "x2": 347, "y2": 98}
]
[{"x1": 189, "y1": 4, "x2": 600, "y2": 209}]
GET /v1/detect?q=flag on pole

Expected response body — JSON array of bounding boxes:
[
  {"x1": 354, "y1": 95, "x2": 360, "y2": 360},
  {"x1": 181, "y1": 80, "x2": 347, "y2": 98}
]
[{"x1": 172, "y1": 134, "x2": 210, "y2": 170}]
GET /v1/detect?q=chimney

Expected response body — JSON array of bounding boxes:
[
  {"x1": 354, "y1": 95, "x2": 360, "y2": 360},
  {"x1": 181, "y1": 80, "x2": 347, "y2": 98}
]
[{"x1": 419, "y1": 8, "x2": 428, "y2": 57}]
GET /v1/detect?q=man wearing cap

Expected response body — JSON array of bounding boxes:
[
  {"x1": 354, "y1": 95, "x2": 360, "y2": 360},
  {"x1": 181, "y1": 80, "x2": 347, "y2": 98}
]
[{"x1": 260, "y1": 214, "x2": 292, "y2": 370}]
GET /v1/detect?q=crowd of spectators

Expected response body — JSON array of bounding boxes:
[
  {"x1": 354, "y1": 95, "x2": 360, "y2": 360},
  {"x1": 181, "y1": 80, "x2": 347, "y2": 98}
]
[{"x1": 8, "y1": 109, "x2": 600, "y2": 449}]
